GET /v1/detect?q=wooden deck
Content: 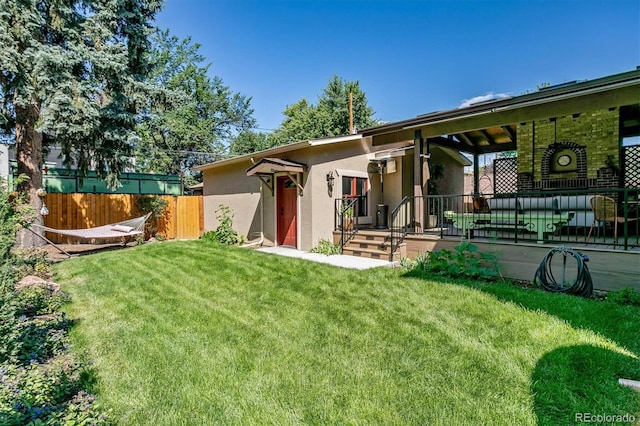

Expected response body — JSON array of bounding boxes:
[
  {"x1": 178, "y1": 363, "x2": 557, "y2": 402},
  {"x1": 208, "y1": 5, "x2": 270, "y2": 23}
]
[{"x1": 336, "y1": 228, "x2": 640, "y2": 292}]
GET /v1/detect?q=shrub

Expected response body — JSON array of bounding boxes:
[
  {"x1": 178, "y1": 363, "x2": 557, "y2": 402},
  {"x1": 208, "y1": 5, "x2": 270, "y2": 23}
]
[
  {"x1": 607, "y1": 287, "x2": 640, "y2": 307},
  {"x1": 399, "y1": 257, "x2": 417, "y2": 269},
  {"x1": 412, "y1": 241, "x2": 501, "y2": 281},
  {"x1": 310, "y1": 239, "x2": 341, "y2": 255},
  {"x1": 135, "y1": 195, "x2": 169, "y2": 238},
  {"x1": 0, "y1": 179, "x2": 109, "y2": 424},
  {"x1": 0, "y1": 356, "x2": 109, "y2": 425},
  {"x1": 0, "y1": 266, "x2": 18, "y2": 364},
  {"x1": 200, "y1": 230, "x2": 217, "y2": 242},
  {"x1": 0, "y1": 178, "x2": 24, "y2": 365},
  {"x1": 14, "y1": 286, "x2": 69, "y2": 317},
  {"x1": 12, "y1": 249, "x2": 52, "y2": 279},
  {"x1": 15, "y1": 314, "x2": 72, "y2": 364},
  {"x1": 200, "y1": 205, "x2": 240, "y2": 245}
]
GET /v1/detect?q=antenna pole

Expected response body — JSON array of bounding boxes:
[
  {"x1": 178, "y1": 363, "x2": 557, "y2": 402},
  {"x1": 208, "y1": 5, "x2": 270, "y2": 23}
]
[{"x1": 349, "y1": 92, "x2": 353, "y2": 134}]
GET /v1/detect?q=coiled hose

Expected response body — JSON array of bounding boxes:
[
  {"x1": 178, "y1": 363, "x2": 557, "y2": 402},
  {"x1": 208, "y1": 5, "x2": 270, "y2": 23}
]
[{"x1": 534, "y1": 246, "x2": 593, "y2": 297}]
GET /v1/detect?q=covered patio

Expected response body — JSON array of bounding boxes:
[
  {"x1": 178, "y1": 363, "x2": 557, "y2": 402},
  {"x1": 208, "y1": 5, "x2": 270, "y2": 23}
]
[{"x1": 337, "y1": 69, "x2": 640, "y2": 290}]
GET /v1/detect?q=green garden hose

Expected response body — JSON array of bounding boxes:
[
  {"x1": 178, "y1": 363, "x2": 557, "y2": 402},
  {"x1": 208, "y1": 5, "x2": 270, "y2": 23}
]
[{"x1": 534, "y1": 246, "x2": 593, "y2": 297}]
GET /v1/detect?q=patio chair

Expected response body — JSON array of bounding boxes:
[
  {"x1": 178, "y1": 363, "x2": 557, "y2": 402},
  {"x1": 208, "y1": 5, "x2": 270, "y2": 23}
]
[{"x1": 586, "y1": 195, "x2": 638, "y2": 243}]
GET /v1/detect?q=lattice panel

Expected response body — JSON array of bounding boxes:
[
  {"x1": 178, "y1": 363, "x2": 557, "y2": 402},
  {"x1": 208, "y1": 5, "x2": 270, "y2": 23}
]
[
  {"x1": 493, "y1": 157, "x2": 518, "y2": 194},
  {"x1": 623, "y1": 145, "x2": 640, "y2": 188}
]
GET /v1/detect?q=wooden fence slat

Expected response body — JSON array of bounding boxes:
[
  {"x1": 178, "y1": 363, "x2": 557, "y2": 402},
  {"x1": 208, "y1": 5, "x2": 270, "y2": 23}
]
[{"x1": 42, "y1": 194, "x2": 203, "y2": 243}]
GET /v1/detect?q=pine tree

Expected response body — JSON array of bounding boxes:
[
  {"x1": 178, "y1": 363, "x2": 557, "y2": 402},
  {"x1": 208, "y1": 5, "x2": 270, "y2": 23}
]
[{"x1": 0, "y1": 0, "x2": 164, "y2": 247}]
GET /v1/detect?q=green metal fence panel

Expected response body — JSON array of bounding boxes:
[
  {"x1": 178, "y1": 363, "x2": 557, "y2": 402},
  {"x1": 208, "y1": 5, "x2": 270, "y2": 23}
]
[{"x1": 39, "y1": 168, "x2": 182, "y2": 195}]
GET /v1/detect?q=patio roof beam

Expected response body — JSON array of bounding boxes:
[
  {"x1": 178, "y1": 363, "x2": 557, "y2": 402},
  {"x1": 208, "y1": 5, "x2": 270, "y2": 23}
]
[
  {"x1": 480, "y1": 129, "x2": 496, "y2": 145},
  {"x1": 455, "y1": 132, "x2": 475, "y2": 148},
  {"x1": 427, "y1": 136, "x2": 476, "y2": 154},
  {"x1": 475, "y1": 142, "x2": 517, "y2": 154},
  {"x1": 501, "y1": 125, "x2": 517, "y2": 142}
]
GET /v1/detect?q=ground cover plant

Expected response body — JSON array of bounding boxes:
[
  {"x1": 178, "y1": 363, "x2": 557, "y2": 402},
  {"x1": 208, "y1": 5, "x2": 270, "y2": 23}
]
[
  {"x1": 54, "y1": 240, "x2": 639, "y2": 425},
  {"x1": 309, "y1": 238, "x2": 341, "y2": 255},
  {"x1": 0, "y1": 179, "x2": 108, "y2": 424}
]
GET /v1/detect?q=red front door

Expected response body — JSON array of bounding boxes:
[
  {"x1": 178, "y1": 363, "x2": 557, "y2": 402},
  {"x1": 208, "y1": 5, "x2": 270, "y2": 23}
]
[{"x1": 277, "y1": 176, "x2": 298, "y2": 247}]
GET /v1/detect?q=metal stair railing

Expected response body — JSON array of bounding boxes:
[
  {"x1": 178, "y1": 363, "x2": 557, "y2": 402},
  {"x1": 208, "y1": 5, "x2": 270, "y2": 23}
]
[
  {"x1": 389, "y1": 196, "x2": 414, "y2": 261},
  {"x1": 335, "y1": 197, "x2": 359, "y2": 252}
]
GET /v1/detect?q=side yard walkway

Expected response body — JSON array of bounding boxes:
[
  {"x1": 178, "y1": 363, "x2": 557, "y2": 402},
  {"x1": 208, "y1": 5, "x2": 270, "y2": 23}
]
[{"x1": 257, "y1": 246, "x2": 396, "y2": 270}]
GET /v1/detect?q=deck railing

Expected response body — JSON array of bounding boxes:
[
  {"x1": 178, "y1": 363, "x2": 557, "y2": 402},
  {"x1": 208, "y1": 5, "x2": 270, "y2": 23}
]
[{"x1": 389, "y1": 188, "x2": 640, "y2": 256}]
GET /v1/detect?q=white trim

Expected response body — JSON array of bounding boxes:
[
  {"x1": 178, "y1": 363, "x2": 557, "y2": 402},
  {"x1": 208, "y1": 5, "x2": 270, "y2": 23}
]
[
  {"x1": 373, "y1": 146, "x2": 413, "y2": 159},
  {"x1": 308, "y1": 134, "x2": 362, "y2": 146},
  {"x1": 195, "y1": 134, "x2": 362, "y2": 171},
  {"x1": 338, "y1": 173, "x2": 372, "y2": 222},
  {"x1": 335, "y1": 169, "x2": 369, "y2": 178}
]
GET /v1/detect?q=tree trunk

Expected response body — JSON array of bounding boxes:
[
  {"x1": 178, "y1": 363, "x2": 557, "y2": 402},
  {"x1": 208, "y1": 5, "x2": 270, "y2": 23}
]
[{"x1": 14, "y1": 102, "x2": 45, "y2": 248}]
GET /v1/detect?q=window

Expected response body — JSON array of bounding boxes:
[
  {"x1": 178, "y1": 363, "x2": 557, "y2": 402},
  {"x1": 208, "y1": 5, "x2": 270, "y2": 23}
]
[{"x1": 342, "y1": 176, "x2": 368, "y2": 216}]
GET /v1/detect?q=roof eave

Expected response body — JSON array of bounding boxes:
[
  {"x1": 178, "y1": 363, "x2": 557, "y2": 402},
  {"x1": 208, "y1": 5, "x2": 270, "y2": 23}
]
[
  {"x1": 194, "y1": 134, "x2": 362, "y2": 172},
  {"x1": 361, "y1": 68, "x2": 640, "y2": 136}
]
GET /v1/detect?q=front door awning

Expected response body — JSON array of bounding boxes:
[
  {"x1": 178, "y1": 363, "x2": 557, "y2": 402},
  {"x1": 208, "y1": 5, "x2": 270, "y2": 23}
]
[{"x1": 246, "y1": 158, "x2": 307, "y2": 195}]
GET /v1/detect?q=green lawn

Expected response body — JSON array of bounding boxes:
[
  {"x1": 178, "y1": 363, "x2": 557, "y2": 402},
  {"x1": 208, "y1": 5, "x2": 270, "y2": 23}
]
[{"x1": 54, "y1": 240, "x2": 640, "y2": 425}]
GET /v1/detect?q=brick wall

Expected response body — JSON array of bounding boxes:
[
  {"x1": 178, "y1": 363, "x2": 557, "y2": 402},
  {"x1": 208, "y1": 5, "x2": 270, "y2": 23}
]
[{"x1": 516, "y1": 108, "x2": 620, "y2": 189}]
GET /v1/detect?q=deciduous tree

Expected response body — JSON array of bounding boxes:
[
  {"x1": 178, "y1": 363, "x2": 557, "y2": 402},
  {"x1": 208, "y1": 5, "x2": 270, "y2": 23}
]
[
  {"x1": 268, "y1": 75, "x2": 378, "y2": 146},
  {"x1": 135, "y1": 30, "x2": 256, "y2": 179},
  {"x1": 229, "y1": 130, "x2": 272, "y2": 156}
]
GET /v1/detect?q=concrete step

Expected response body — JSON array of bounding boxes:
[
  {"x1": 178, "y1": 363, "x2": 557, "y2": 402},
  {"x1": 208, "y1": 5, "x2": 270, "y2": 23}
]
[
  {"x1": 333, "y1": 230, "x2": 389, "y2": 239},
  {"x1": 348, "y1": 238, "x2": 389, "y2": 251},
  {"x1": 354, "y1": 230, "x2": 391, "y2": 242},
  {"x1": 342, "y1": 246, "x2": 389, "y2": 260}
]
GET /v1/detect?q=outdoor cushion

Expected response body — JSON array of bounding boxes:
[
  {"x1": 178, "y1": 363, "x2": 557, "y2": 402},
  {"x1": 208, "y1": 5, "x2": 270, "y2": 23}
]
[
  {"x1": 487, "y1": 198, "x2": 522, "y2": 212},
  {"x1": 554, "y1": 195, "x2": 593, "y2": 210},
  {"x1": 554, "y1": 195, "x2": 594, "y2": 227},
  {"x1": 519, "y1": 197, "x2": 558, "y2": 212},
  {"x1": 111, "y1": 224, "x2": 135, "y2": 233}
]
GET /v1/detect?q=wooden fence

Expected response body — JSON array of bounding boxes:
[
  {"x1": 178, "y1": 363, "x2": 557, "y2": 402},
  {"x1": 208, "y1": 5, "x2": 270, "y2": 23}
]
[{"x1": 42, "y1": 193, "x2": 203, "y2": 243}]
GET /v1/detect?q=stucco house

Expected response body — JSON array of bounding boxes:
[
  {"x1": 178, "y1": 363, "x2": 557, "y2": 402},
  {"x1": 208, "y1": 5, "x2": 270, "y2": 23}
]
[
  {"x1": 196, "y1": 67, "x2": 640, "y2": 291},
  {"x1": 195, "y1": 134, "x2": 469, "y2": 251}
]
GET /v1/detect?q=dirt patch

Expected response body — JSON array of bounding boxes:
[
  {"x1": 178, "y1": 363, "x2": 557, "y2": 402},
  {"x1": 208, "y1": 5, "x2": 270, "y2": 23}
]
[{"x1": 37, "y1": 242, "x2": 138, "y2": 262}]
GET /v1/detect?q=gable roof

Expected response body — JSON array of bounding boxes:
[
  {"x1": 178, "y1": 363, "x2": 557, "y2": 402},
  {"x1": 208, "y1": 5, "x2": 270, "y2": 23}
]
[
  {"x1": 246, "y1": 158, "x2": 306, "y2": 176},
  {"x1": 194, "y1": 134, "x2": 362, "y2": 172}
]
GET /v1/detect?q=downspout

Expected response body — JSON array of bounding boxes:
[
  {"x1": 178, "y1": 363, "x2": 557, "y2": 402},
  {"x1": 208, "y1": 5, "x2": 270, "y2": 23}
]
[{"x1": 241, "y1": 178, "x2": 265, "y2": 248}]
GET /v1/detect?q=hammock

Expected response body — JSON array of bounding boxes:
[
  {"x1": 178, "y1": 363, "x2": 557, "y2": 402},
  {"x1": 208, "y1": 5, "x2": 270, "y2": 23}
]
[
  {"x1": 32, "y1": 214, "x2": 151, "y2": 239},
  {"x1": 27, "y1": 213, "x2": 151, "y2": 258}
]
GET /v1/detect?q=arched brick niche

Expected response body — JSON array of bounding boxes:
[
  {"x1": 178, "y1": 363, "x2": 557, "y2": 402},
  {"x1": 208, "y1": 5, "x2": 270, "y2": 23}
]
[{"x1": 536, "y1": 141, "x2": 591, "y2": 189}]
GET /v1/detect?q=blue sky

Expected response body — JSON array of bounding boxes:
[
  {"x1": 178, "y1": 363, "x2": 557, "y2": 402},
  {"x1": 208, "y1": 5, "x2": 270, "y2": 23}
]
[{"x1": 155, "y1": 0, "x2": 640, "y2": 132}]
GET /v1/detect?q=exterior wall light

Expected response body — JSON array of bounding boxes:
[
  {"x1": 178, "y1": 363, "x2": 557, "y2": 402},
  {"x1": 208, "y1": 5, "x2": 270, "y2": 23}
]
[{"x1": 326, "y1": 171, "x2": 335, "y2": 197}]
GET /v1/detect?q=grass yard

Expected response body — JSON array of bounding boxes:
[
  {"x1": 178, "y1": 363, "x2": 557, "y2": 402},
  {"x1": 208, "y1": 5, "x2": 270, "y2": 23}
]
[{"x1": 54, "y1": 240, "x2": 640, "y2": 425}]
